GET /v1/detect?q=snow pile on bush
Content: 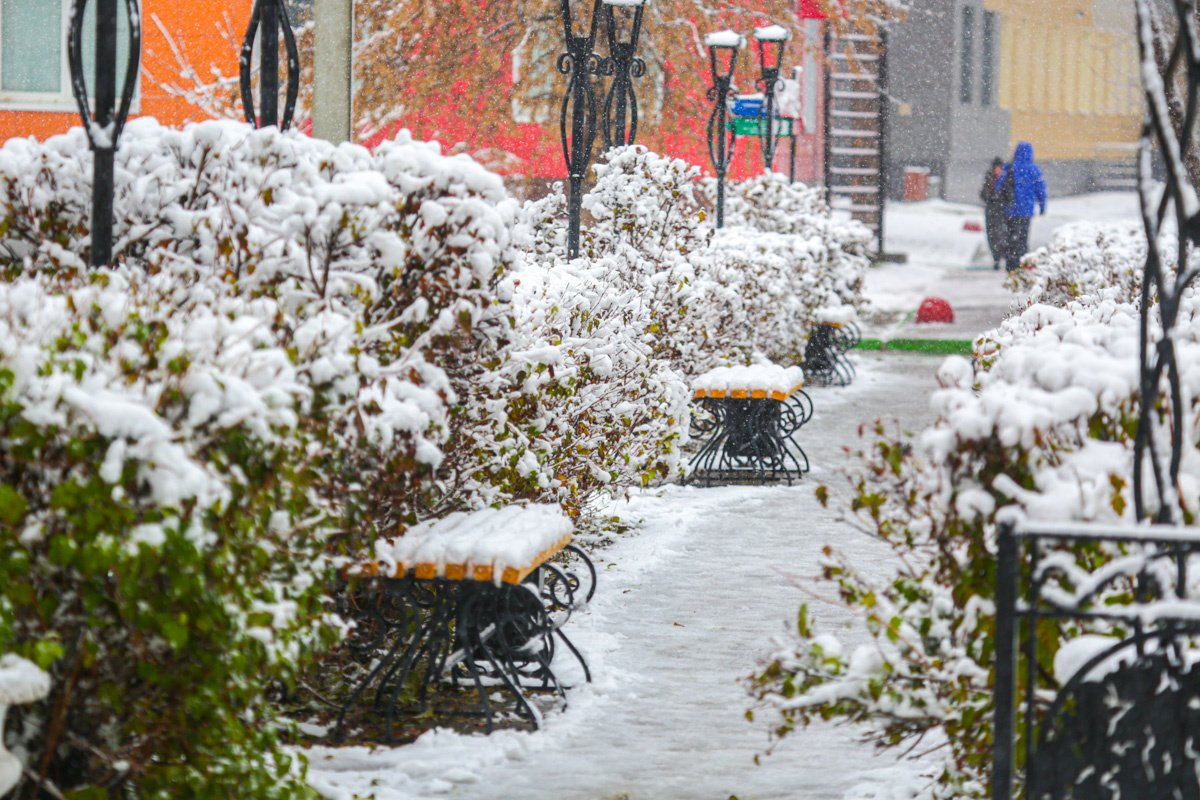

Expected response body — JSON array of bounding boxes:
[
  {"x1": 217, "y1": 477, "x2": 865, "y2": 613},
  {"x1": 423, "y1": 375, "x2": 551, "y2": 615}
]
[
  {"x1": 748, "y1": 223, "x2": 1199, "y2": 799},
  {"x1": 701, "y1": 171, "x2": 873, "y2": 318},
  {"x1": 0, "y1": 655, "x2": 49, "y2": 796},
  {"x1": 0, "y1": 119, "x2": 516, "y2": 797},
  {"x1": 1004, "y1": 221, "x2": 1148, "y2": 308}
]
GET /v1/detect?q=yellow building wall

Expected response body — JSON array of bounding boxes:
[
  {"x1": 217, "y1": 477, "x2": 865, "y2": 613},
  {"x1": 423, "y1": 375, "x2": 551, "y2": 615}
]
[{"x1": 984, "y1": 0, "x2": 1141, "y2": 161}]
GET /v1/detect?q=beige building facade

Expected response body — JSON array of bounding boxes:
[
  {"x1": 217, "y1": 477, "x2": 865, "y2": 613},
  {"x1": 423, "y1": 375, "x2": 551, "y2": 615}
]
[
  {"x1": 989, "y1": 0, "x2": 1141, "y2": 162},
  {"x1": 887, "y1": 0, "x2": 1143, "y2": 201}
]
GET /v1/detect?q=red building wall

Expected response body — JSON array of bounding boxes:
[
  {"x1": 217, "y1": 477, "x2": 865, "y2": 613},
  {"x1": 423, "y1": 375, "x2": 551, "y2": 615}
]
[{"x1": 364, "y1": 6, "x2": 827, "y2": 186}]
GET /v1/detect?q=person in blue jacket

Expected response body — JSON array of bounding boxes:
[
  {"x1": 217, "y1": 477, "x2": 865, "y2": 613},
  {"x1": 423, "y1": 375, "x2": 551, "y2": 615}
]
[{"x1": 994, "y1": 141, "x2": 1047, "y2": 272}]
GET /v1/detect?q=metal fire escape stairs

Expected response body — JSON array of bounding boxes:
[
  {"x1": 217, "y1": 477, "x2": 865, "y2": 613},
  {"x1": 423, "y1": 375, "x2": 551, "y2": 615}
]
[{"x1": 823, "y1": 27, "x2": 889, "y2": 256}]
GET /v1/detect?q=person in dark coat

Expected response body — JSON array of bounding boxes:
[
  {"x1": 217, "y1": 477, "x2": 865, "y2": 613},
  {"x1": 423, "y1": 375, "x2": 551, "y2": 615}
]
[
  {"x1": 979, "y1": 158, "x2": 1007, "y2": 270},
  {"x1": 994, "y1": 141, "x2": 1047, "y2": 272}
]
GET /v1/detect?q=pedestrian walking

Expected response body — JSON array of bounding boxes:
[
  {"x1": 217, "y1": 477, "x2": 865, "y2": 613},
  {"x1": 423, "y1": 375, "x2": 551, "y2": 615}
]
[
  {"x1": 979, "y1": 157, "x2": 1007, "y2": 270},
  {"x1": 994, "y1": 141, "x2": 1047, "y2": 272}
]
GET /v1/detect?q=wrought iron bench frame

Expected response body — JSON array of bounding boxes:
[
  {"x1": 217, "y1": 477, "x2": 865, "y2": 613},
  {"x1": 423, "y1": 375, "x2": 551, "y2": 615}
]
[
  {"x1": 332, "y1": 543, "x2": 596, "y2": 743},
  {"x1": 804, "y1": 322, "x2": 859, "y2": 387},
  {"x1": 688, "y1": 386, "x2": 813, "y2": 486}
]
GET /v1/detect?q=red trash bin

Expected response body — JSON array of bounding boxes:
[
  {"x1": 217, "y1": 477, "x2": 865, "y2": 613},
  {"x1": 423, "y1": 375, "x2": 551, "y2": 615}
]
[{"x1": 903, "y1": 167, "x2": 930, "y2": 202}]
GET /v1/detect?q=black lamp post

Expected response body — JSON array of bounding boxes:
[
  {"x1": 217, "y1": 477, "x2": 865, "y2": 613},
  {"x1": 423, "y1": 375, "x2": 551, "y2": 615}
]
[
  {"x1": 600, "y1": 0, "x2": 647, "y2": 150},
  {"x1": 68, "y1": 0, "x2": 141, "y2": 269},
  {"x1": 241, "y1": 0, "x2": 301, "y2": 130},
  {"x1": 557, "y1": 0, "x2": 604, "y2": 259},
  {"x1": 753, "y1": 24, "x2": 790, "y2": 172},
  {"x1": 705, "y1": 31, "x2": 743, "y2": 229}
]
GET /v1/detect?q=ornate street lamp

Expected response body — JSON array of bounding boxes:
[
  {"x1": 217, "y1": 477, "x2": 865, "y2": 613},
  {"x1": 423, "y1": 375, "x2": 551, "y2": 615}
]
[
  {"x1": 753, "y1": 24, "x2": 791, "y2": 172},
  {"x1": 241, "y1": 0, "x2": 301, "y2": 130},
  {"x1": 600, "y1": 0, "x2": 648, "y2": 150},
  {"x1": 704, "y1": 31, "x2": 744, "y2": 229},
  {"x1": 558, "y1": 0, "x2": 604, "y2": 259},
  {"x1": 68, "y1": 0, "x2": 141, "y2": 269}
]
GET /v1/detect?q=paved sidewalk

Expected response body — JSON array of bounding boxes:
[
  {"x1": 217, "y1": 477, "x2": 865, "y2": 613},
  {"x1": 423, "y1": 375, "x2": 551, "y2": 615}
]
[
  {"x1": 860, "y1": 192, "x2": 1140, "y2": 345},
  {"x1": 306, "y1": 353, "x2": 942, "y2": 800}
]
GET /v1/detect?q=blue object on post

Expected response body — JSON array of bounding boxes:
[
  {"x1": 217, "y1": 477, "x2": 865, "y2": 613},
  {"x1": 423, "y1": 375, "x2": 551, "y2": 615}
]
[{"x1": 731, "y1": 95, "x2": 765, "y2": 117}]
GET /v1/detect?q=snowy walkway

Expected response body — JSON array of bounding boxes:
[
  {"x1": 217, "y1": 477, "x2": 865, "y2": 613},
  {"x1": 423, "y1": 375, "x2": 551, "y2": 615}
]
[{"x1": 306, "y1": 353, "x2": 943, "y2": 800}]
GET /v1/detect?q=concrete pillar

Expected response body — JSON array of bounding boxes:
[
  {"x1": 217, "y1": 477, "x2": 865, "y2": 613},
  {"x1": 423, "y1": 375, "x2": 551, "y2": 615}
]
[{"x1": 312, "y1": 0, "x2": 354, "y2": 143}]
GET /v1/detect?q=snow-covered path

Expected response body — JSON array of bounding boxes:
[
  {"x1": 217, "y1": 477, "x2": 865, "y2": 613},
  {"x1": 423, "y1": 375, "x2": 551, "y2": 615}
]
[{"x1": 307, "y1": 353, "x2": 942, "y2": 800}]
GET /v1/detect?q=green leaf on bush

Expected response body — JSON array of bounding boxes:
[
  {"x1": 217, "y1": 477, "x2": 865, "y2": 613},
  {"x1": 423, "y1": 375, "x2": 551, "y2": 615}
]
[
  {"x1": 0, "y1": 483, "x2": 26, "y2": 525},
  {"x1": 65, "y1": 788, "x2": 108, "y2": 800},
  {"x1": 161, "y1": 618, "x2": 189, "y2": 650},
  {"x1": 32, "y1": 638, "x2": 65, "y2": 670}
]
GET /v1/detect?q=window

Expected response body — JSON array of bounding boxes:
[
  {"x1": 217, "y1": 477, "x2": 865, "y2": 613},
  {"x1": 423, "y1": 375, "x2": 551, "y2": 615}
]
[
  {"x1": 0, "y1": 0, "x2": 135, "y2": 109},
  {"x1": 981, "y1": 11, "x2": 996, "y2": 107},
  {"x1": 959, "y1": 5, "x2": 975, "y2": 105},
  {"x1": 511, "y1": 28, "x2": 558, "y2": 124}
]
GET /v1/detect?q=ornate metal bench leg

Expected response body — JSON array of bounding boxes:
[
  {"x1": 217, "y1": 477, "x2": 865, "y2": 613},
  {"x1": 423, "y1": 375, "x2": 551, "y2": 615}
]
[
  {"x1": 688, "y1": 397, "x2": 729, "y2": 487},
  {"x1": 689, "y1": 393, "x2": 813, "y2": 486},
  {"x1": 333, "y1": 627, "x2": 409, "y2": 743},
  {"x1": 470, "y1": 587, "x2": 546, "y2": 727},
  {"x1": 540, "y1": 561, "x2": 594, "y2": 684},
  {"x1": 379, "y1": 591, "x2": 458, "y2": 741},
  {"x1": 332, "y1": 580, "x2": 427, "y2": 743},
  {"x1": 454, "y1": 588, "x2": 502, "y2": 733},
  {"x1": 564, "y1": 544, "x2": 598, "y2": 605}
]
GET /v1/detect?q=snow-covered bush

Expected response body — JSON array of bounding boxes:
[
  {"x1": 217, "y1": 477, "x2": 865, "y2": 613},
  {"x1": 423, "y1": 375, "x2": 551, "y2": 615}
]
[
  {"x1": 706, "y1": 228, "x2": 863, "y2": 364},
  {"x1": 438, "y1": 149, "x2": 875, "y2": 513},
  {"x1": 700, "y1": 171, "x2": 873, "y2": 317},
  {"x1": 703, "y1": 171, "x2": 828, "y2": 234},
  {"x1": 0, "y1": 119, "x2": 517, "y2": 796},
  {"x1": 439, "y1": 149, "x2": 706, "y2": 512},
  {"x1": 1004, "y1": 221, "x2": 1147, "y2": 308},
  {"x1": 747, "y1": 223, "x2": 1192, "y2": 798}
]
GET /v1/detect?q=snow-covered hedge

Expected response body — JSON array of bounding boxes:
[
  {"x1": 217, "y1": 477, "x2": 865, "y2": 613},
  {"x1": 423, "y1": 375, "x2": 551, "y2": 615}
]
[
  {"x1": 746, "y1": 223, "x2": 1195, "y2": 799},
  {"x1": 701, "y1": 171, "x2": 872, "y2": 318},
  {"x1": 457, "y1": 148, "x2": 874, "y2": 511},
  {"x1": 1004, "y1": 221, "x2": 1147, "y2": 308},
  {"x1": 0, "y1": 119, "x2": 515, "y2": 796}
]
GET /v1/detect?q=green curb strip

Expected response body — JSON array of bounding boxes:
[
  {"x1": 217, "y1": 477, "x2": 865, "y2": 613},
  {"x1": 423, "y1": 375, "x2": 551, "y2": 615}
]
[{"x1": 856, "y1": 338, "x2": 975, "y2": 355}]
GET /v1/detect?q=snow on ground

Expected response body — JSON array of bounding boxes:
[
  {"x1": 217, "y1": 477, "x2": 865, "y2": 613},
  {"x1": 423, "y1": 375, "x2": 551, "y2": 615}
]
[
  {"x1": 305, "y1": 354, "x2": 942, "y2": 800},
  {"x1": 862, "y1": 192, "x2": 1141, "y2": 339}
]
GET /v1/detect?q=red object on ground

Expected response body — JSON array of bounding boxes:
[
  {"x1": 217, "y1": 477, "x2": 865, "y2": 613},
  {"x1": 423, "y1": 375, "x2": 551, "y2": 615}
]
[
  {"x1": 903, "y1": 167, "x2": 930, "y2": 201},
  {"x1": 963, "y1": 220, "x2": 983, "y2": 232},
  {"x1": 916, "y1": 297, "x2": 955, "y2": 324}
]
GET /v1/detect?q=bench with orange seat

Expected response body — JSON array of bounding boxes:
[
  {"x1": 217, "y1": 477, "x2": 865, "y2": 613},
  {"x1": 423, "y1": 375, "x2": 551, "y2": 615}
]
[
  {"x1": 333, "y1": 505, "x2": 595, "y2": 742},
  {"x1": 688, "y1": 364, "x2": 813, "y2": 486}
]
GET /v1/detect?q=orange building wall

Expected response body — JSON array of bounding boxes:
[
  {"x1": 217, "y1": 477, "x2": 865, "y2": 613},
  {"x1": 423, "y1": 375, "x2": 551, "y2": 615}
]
[{"x1": 0, "y1": 0, "x2": 248, "y2": 142}]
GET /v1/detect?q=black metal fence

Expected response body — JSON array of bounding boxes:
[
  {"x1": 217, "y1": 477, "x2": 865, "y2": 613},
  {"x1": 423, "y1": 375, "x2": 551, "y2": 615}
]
[{"x1": 993, "y1": 521, "x2": 1200, "y2": 799}]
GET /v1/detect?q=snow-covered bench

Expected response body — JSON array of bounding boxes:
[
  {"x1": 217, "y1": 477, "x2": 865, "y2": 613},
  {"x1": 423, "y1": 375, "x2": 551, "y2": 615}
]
[
  {"x1": 334, "y1": 505, "x2": 596, "y2": 742},
  {"x1": 804, "y1": 307, "x2": 860, "y2": 386},
  {"x1": 688, "y1": 363, "x2": 813, "y2": 486}
]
